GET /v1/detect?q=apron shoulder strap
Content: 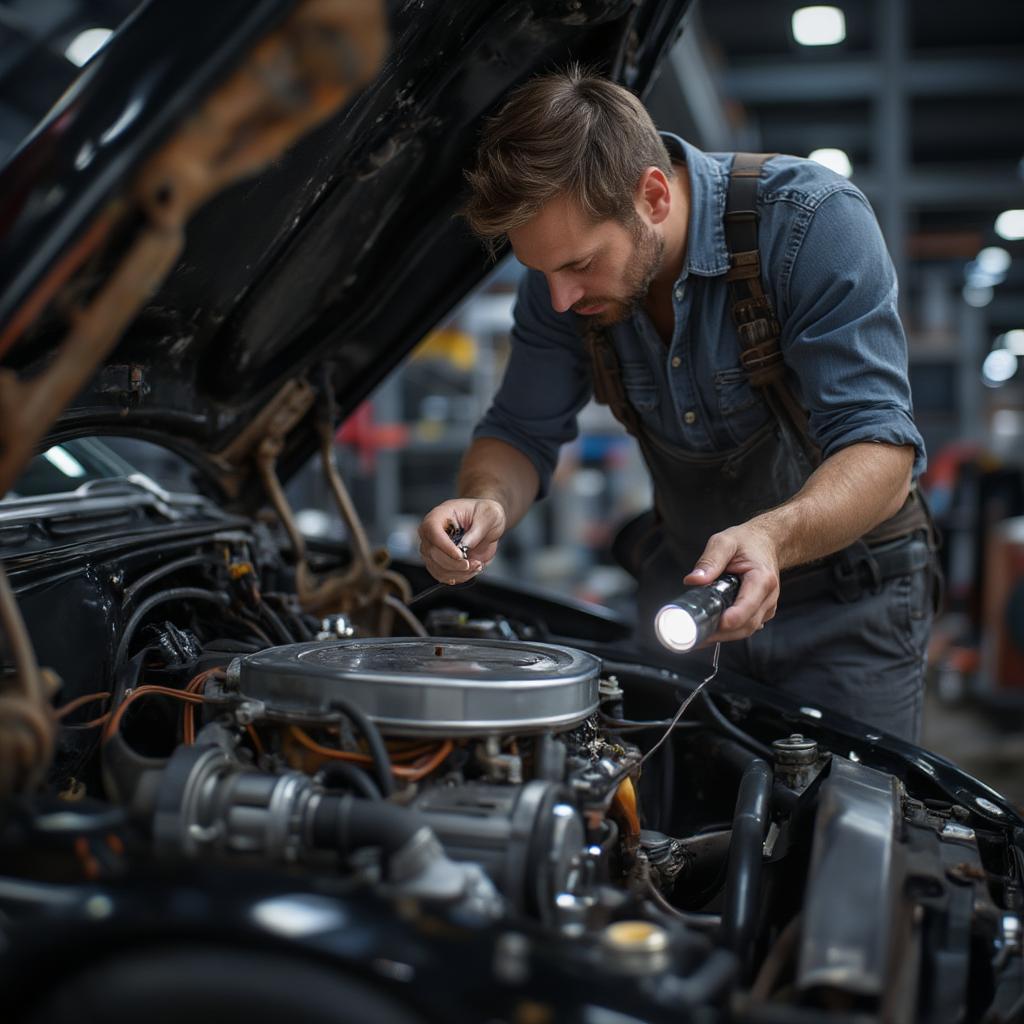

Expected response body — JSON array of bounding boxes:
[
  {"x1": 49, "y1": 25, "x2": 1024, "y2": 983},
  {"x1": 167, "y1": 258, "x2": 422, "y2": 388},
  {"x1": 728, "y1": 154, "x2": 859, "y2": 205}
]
[
  {"x1": 724, "y1": 152, "x2": 820, "y2": 467},
  {"x1": 583, "y1": 324, "x2": 641, "y2": 440}
]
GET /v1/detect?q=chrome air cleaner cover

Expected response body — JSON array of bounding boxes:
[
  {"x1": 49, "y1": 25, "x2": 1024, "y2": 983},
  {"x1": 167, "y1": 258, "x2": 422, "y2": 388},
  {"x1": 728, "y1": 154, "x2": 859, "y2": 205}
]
[{"x1": 233, "y1": 637, "x2": 601, "y2": 737}]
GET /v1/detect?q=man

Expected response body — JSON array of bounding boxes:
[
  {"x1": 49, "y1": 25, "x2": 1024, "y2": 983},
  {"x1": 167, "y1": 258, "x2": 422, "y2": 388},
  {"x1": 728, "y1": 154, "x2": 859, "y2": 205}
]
[{"x1": 417, "y1": 68, "x2": 935, "y2": 741}]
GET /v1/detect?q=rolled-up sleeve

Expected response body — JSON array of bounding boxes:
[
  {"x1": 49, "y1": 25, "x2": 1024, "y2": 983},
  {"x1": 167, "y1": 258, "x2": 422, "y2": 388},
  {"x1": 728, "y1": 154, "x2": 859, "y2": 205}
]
[
  {"x1": 778, "y1": 188, "x2": 927, "y2": 477},
  {"x1": 472, "y1": 268, "x2": 592, "y2": 497}
]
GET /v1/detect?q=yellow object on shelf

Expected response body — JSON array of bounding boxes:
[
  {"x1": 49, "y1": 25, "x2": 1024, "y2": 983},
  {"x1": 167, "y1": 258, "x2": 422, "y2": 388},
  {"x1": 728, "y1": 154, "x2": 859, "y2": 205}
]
[{"x1": 413, "y1": 328, "x2": 478, "y2": 371}]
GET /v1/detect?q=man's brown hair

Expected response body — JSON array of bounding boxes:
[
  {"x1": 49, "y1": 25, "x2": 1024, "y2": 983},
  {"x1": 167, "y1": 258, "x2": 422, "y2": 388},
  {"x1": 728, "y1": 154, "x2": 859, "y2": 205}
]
[{"x1": 463, "y1": 66, "x2": 672, "y2": 254}]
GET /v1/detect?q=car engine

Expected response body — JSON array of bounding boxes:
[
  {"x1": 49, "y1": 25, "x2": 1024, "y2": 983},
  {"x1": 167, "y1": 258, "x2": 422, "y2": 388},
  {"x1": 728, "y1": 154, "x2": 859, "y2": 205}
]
[{"x1": 1, "y1": 509, "x2": 1023, "y2": 1024}]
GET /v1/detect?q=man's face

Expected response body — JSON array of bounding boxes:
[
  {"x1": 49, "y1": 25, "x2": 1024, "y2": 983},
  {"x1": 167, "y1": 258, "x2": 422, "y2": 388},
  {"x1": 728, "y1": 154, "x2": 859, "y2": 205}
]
[{"x1": 508, "y1": 193, "x2": 665, "y2": 327}]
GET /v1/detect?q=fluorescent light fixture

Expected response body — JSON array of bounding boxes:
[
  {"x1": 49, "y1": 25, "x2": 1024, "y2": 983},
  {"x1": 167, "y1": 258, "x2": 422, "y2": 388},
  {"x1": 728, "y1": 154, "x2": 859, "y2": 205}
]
[
  {"x1": 995, "y1": 209, "x2": 1024, "y2": 241},
  {"x1": 977, "y1": 247, "x2": 1011, "y2": 276},
  {"x1": 982, "y1": 348, "x2": 1018, "y2": 386},
  {"x1": 1003, "y1": 329, "x2": 1024, "y2": 356},
  {"x1": 792, "y1": 6, "x2": 846, "y2": 46},
  {"x1": 809, "y1": 147, "x2": 852, "y2": 177},
  {"x1": 965, "y1": 261, "x2": 1005, "y2": 288},
  {"x1": 963, "y1": 284, "x2": 994, "y2": 308},
  {"x1": 64, "y1": 27, "x2": 113, "y2": 68},
  {"x1": 43, "y1": 445, "x2": 86, "y2": 478}
]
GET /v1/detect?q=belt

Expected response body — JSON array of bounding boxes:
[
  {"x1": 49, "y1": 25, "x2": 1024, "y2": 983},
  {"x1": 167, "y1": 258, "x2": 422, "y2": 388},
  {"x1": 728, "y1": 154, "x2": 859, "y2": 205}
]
[{"x1": 780, "y1": 531, "x2": 933, "y2": 607}]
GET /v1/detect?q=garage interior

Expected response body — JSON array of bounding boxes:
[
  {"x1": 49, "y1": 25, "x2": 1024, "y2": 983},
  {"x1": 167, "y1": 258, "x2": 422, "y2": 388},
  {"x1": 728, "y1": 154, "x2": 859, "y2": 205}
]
[
  {"x1": 0, "y1": 1, "x2": 1022, "y2": 790},
  {"x1": 3, "y1": 1, "x2": 1024, "y2": 1020}
]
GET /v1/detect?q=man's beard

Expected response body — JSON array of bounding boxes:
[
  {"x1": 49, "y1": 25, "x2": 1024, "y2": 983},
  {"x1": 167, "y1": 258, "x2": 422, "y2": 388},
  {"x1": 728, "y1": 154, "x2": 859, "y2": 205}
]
[{"x1": 579, "y1": 218, "x2": 665, "y2": 327}]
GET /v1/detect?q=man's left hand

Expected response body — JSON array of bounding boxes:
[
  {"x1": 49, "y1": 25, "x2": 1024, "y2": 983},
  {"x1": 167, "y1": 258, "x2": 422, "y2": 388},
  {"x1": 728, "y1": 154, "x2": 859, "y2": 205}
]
[{"x1": 685, "y1": 524, "x2": 781, "y2": 643}]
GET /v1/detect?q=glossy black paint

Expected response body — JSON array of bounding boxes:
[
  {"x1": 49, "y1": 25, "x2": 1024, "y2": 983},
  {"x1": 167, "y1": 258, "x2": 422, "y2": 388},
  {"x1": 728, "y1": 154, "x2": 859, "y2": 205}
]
[
  {"x1": 0, "y1": 868, "x2": 710, "y2": 1023},
  {"x1": 0, "y1": 0, "x2": 690, "y2": 500},
  {"x1": 0, "y1": 0, "x2": 294, "y2": 340}
]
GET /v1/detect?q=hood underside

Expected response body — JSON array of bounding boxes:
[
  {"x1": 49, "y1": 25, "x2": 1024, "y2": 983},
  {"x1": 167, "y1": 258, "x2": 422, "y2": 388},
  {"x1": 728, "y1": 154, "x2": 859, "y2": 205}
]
[{"x1": 0, "y1": 0, "x2": 689, "y2": 497}]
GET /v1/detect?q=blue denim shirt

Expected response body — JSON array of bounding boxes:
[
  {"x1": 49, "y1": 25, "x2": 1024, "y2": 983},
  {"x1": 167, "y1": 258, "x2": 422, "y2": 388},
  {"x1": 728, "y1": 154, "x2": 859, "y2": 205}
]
[{"x1": 474, "y1": 134, "x2": 926, "y2": 498}]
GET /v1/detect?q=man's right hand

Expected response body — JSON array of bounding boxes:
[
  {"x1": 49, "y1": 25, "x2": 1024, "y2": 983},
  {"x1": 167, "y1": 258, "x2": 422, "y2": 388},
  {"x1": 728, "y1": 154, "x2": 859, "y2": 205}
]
[{"x1": 417, "y1": 498, "x2": 507, "y2": 585}]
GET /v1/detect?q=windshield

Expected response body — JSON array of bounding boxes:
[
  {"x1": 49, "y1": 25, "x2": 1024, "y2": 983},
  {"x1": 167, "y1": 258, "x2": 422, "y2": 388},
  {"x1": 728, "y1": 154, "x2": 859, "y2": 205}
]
[
  {"x1": 9, "y1": 438, "x2": 137, "y2": 497},
  {"x1": 7, "y1": 436, "x2": 202, "y2": 500}
]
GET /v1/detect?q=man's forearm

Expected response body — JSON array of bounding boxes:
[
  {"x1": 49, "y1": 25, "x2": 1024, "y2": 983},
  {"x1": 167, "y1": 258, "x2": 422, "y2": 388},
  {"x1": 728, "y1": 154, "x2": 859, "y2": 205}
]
[
  {"x1": 748, "y1": 441, "x2": 915, "y2": 571},
  {"x1": 457, "y1": 437, "x2": 540, "y2": 529}
]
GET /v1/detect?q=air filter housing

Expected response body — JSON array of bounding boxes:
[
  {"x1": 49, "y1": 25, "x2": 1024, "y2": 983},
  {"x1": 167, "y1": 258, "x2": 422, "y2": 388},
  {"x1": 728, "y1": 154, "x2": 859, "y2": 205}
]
[{"x1": 231, "y1": 637, "x2": 601, "y2": 737}]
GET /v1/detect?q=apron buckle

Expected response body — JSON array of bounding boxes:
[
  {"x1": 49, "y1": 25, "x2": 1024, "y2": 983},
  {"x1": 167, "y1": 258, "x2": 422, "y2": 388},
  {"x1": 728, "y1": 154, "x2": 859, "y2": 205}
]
[{"x1": 830, "y1": 541, "x2": 884, "y2": 602}]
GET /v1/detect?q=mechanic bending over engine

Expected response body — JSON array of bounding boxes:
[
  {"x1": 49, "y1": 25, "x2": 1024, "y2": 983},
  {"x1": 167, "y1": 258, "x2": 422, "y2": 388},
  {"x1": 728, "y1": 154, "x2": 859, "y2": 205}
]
[{"x1": 417, "y1": 68, "x2": 939, "y2": 743}]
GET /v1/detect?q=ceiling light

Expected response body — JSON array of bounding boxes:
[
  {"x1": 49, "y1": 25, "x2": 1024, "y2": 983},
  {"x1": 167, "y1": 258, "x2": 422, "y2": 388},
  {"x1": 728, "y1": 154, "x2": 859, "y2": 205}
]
[
  {"x1": 977, "y1": 247, "x2": 1011, "y2": 276},
  {"x1": 792, "y1": 7, "x2": 846, "y2": 46},
  {"x1": 1002, "y1": 330, "x2": 1024, "y2": 356},
  {"x1": 64, "y1": 27, "x2": 113, "y2": 68},
  {"x1": 982, "y1": 348, "x2": 1018, "y2": 387},
  {"x1": 43, "y1": 446, "x2": 86, "y2": 478},
  {"x1": 995, "y1": 209, "x2": 1024, "y2": 241},
  {"x1": 808, "y1": 148, "x2": 852, "y2": 177},
  {"x1": 965, "y1": 261, "x2": 1005, "y2": 288},
  {"x1": 963, "y1": 284, "x2": 994, "y2": 308}
]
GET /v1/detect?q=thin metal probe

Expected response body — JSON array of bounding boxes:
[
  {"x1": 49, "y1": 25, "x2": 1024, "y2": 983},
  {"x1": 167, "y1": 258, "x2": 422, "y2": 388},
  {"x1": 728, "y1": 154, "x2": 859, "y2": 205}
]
[
  {"x1": 409, "y1": 577, "x2": 478, "y2": 606},
  {"x1": 601, "y1": 642, "x2": 722, "y2": 795},
  {"x1": 638, "y1": 642, "x2": 721, "y2": 769}
]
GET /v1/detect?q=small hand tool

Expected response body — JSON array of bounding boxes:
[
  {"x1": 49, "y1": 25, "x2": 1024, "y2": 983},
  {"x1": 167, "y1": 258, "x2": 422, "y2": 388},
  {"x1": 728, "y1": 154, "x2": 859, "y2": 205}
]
[{"x1": 409, "y1": 521, "x2": 473, "y2": 605}]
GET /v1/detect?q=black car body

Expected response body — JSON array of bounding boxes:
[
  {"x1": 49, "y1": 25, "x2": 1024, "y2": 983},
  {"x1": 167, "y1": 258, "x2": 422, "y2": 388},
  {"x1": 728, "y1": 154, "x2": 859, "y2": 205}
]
[{"x1": 0, "y1": 2, "x2": 1022, "y2": 1022}]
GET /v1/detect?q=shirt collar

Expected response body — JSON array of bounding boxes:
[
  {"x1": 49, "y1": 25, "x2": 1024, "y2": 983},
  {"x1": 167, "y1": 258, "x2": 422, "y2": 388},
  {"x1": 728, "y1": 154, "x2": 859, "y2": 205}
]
[{"x1": 659, "y1": 132, "x2": 731, "y2": 278}]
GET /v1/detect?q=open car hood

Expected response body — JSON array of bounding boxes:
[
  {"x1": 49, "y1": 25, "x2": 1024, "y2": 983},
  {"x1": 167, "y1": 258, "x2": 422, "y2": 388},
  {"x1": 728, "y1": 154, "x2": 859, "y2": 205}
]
[{"x1": 0, "y1": 0, "x2": 689, "y2": 499}]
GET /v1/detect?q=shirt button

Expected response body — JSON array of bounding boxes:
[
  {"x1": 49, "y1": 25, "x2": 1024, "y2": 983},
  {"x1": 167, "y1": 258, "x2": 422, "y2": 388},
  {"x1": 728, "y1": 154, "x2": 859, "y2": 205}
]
[
  {"x1": 684, "y1": 410, "x2": 697, "y2": 425},
  {"x1": 673, "y1": 284, "x2": 684, "y2": 301},
  {"x1": 671, "y1": 356, "x2": 681, "y2": 368}
]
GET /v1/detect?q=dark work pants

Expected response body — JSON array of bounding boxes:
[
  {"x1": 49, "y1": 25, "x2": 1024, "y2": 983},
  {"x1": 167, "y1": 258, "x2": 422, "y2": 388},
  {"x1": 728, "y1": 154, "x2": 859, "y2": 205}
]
[{"x1": 637, "y1": 556, "x2": 933, "y2": 744}]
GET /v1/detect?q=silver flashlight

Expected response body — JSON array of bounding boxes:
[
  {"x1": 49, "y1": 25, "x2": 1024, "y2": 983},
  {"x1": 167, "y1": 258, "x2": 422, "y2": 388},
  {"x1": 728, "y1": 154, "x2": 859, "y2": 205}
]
[{"x1": 654, "y1": 574, "x2": 741, "y2": 652}]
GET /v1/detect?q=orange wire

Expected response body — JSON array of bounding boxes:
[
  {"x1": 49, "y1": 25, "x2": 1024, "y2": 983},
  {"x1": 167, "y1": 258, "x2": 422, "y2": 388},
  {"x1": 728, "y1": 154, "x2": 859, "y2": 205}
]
[
  {"x1": 64, "y1": 713, "x2": 112, "y2": 730},
  {"x1": 54, "y1": 691, "x2": 112, "y2": 720},
  {"x1": 182, "y1": 668, "x2": 226, "y2": 745},
  {"x1": 289, "y1": 727, "x2": 452, "y2": 781},
  {"x1": 108, "y1": 666, "x2": 447, "y2": 781},
  {"x1": 102, "y1": 685, "x2": 210, "y2": 743},
  {"x1": 246, "y1": 724, "x2": 265, "y2": 755},
  {"x1": 403, "y1": 740, "x2": 454, "y2": 782}
]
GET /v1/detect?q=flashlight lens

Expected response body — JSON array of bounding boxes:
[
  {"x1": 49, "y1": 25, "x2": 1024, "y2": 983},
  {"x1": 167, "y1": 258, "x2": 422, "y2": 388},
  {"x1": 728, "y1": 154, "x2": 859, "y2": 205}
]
[{"x1": 655, "y1": 605, "x2": 698, "y2": 652}]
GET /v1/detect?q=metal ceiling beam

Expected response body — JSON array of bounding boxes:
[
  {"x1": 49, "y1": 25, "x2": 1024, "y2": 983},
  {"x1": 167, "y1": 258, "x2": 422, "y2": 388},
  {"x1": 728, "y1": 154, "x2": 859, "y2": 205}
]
[
  {"x1": 988, "y1": 296, "x2": 1024, "y2": 323},
  {"x1": 721, "y1": 57, "x2": 1024, "y2": 103},
  {"x1": 874, "y1": 0, "x2": 909, "y2": 302},
  {"x1": 666, "y1": 11, "x2": 741, "y2": 152},
  {"x1": 855, "y1": 170, "x2": 1024, "y2": 208}
]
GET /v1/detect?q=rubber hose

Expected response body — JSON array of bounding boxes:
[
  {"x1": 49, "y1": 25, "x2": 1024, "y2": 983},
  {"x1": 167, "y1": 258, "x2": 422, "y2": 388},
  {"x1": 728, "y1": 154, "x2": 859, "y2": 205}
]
[
  {"x1": 722, "y1": 757, "x2": 772, "y2": 980},
  {"x1": 318, "y1": 762, "x2": 382, "y2": 800},
  {"x1": 328, "y1": 695, "x2": 394, "y2": 797},
  {"x1": 658, "y1": 948, "x2": 738, "y2": 1006},
  {"x1": 312, "y1": 794, "x2": 428, "y2": 859},
  {"x1": 122, "y1": 554, "x2": 220, "y2": 608},
  {"x1": 114, "y1": 588, "x2": 230, "y2": 670}
]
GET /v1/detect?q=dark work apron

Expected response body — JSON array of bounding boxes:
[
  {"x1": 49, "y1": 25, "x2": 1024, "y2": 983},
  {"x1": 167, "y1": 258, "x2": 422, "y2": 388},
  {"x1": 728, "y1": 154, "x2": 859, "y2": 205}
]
[
  {"x1": 588, "y1": 324, "x2": 818, "y2": 629},
  {"x1": 584, "y1": 156, "x2": 933, "y2": 631}
]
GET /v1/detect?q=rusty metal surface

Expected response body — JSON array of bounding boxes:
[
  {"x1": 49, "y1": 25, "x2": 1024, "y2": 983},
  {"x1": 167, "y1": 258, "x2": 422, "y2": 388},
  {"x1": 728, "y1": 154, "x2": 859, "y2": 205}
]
[
  {"x1": 0, "y1": 0, "x2": 387, "y2": 795},
  {"x1": 0, "y1": 1, "x2": 690, "y2": 503},
  {"x1": 0, "y1": 0, "x2": 387, "y2": 501}
]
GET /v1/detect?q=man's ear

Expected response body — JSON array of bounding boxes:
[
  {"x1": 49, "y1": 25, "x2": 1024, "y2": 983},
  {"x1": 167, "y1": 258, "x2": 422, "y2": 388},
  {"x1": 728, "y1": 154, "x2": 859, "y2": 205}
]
[{"x1": 636, "y1": 167, "x2": 672, "y2": 225}]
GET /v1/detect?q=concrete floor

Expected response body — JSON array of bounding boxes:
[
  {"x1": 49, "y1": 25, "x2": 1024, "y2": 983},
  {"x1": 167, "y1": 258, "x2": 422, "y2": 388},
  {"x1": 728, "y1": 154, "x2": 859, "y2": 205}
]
[{"x1": 922, "y1": 687, "x2": 1024, "y2": 812}]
